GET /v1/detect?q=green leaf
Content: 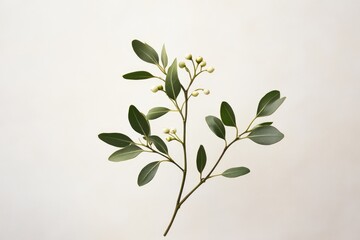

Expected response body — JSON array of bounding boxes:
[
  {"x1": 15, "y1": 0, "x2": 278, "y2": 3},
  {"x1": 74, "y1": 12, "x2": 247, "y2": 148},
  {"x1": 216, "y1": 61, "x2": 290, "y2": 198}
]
[
  {"x1": 109, "y1": 144, "x2": 143, "y2": 162},
  {"x1": 196, "y1": 145, "x2": 207, "y2": 174},
  {"x1": 165, "y1": 59, "x2": 181, "y2": 100},
  {"x1": 257, "y1": 90, "x2": 286, "y2": 117},
  {"x1": 128, "y1": 105, "x2": 150, "y2": 136},
  {"x1": 123, "y1": 71, "x2": 154, "y2": 80},
  {"x1": 98, "y1": 133, "x2": 133, "y2": 147},
  {"x1": 248, "y1": 126, "x2": 284, "y2": 145},
  {"x1": 220, "y1": 101, "x2": 237, "y2": 127},
  {"x1": 222, "y1": 167, "x2": 250, "y2": 178},
  {"x1": 161, "y1": 44, "x2": 168, "y2": 68},
  {"x1": 148, "y1": 135, "x2": 168, "y2": 154},
  {"x1": 146, "y1": 107, "x2": 170, "y2": 120},
  {"x1": 132, "y1": 40, "x2": 159, "y2": 64},
  {"x1": 138, "y1": 161, "x2": 161, "y2": 186},
  {"x1": 252, "y1": 122, "x2": 273, "y2": 130},
  {"x1": 205, "y1": 116, "x2": 226, "y2": 140}
]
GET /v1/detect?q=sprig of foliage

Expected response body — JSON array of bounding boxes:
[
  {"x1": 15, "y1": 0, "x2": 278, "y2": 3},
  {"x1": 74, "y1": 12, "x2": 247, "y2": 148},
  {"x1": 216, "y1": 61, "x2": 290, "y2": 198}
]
[{"x1": 98, "y1": 40, "x2": 286, "y2": 236}]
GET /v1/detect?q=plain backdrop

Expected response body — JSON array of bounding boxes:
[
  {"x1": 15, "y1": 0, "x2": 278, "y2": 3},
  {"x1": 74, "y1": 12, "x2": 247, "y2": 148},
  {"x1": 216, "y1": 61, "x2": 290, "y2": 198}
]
[{"x1": 1, "y1": 0, "x2": 359, "y2": 239}]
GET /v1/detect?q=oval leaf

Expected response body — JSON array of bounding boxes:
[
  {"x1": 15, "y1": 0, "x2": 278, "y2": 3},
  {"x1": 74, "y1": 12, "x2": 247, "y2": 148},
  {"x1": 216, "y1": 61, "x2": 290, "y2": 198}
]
[
  {"x1": 161, "y1": 44, "x2": 168, "y2": 68},
  {"x1": 248, "y1": 126, "x2": 284, "y2": 145},
  {"x1": 98, "y1": 133, "x2": 132, "y2": 147},
  {"x1": 123, "y1": 71, "x2": 154, "y2": 80},
  {"x1": 205, "y1": 116, "x2": 226, "y2": 140},
  {"x1": 128, "y1": 105, "x2": 150, "y2": 136},
  {"x1": 148, "y1": 135, "x2": 168, "y2": 154},
  {"x1": 196, "y1": 145, "x2": 207, "y2": 174},
  {"x1": 252, "y1": 122, "x2": 273, "y2": 130},
  {"x1": 109, "y1": 144, "x2": 143, "y2": 162},
  {"x1": 132, "y1": 40, "x2": 159, "y2": 64},
  {"x1": 146, "y1": 107, "x2": 170, "y2": 120},
  {"x1": 222, "y1": 167, "x2": 250, "y2": 178},
  {"x1": 165, "y1": 59, "x2": 181, "y2": 100},
  {"x1": 257, "y1": 90, "x2": 285, "y2": 117},
  {"x1": 138, "y1": 161, "x2": 161, "y2": 186},
  {"x1": 220, "y1": 101, "x2": 237, "y2": 127}
]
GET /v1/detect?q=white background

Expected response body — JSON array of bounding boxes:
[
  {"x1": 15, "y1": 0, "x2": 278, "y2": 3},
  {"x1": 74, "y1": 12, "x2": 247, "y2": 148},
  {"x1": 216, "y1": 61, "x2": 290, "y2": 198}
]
[{"x1": 1, "y1": 0, "x2": 359, "y2": 239}]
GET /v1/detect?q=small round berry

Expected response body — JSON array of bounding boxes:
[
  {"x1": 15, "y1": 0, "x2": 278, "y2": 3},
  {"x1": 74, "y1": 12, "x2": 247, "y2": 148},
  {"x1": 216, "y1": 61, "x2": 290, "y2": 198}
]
[
  {"x1": 196, "y1": 56, "x2": 203, "y2": 63},
  {"x1": 207, "y1": 67, "x2": 215, "y2": 73},
  {"x1": 179, "y1": 62, "x2": 186, "y2": 68},
  {"x1": 191, "y1": 91, "x2": 199, "y2": 97},
  {"x1": 200, "y1": 61, "x2": 206, "y2": 67},
  {"x1": 163, "y1": 128, "x2": 170, "y2": 134},
  {"x1": 157, "y1": 85, "x2": 163, "y2": 91},
  {"x1": 203, "y1": 89, "x2": 210, "y2": 95},
  {"x1": 151, "y1": 86, "x2": 159, "y2": 93},
  {"x1": 170, "y1": 128, "x2": 177, "y2": 134},
  {"x1": 166, "y1": 136, "x2": 172, "y2": 142},
  {"x1": 185, "y1": 54, "x2": 192, "y2": 60}
]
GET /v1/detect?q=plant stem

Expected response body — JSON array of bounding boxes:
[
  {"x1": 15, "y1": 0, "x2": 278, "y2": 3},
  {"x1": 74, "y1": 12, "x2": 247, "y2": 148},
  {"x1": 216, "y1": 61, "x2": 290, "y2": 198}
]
[{"x1": 163, "y1": 90, "x2": 189, "y2": 236}]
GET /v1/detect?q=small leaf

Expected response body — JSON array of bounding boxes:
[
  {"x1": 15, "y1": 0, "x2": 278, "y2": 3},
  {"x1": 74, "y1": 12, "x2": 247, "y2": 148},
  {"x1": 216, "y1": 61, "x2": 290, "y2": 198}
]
[
  {"x1": 222, "y1": 167, "x2": 250, "y2": 178},
  {"x1": 252, "y1": 122, "x2": 273, "y2": 130},
  {"x1": 109, "y1": 144, "x2": 143, "y2": 162},
  {"x1": 123, "y1": 71, "x2": 154, "y2": 80},
  {"x1": 128, "y1": 105, "x2": 150, "y2": 136},
  {"x1": 148, "y1": 135, "x2": 168, "y2": 154},
  {"x1": 248, "y1": 126, "x2": 284, "y2": 145},
  {"x1": 165, "y1": 59, "x2": 181, "y2": 100},
  {"x1": 132, "y1": 40, "x2": 159, "y2": 65},
  {"x1": 98, "y1": 133, "x2": 132, "y2": 147},
  {"x1": 205, "y1": 116, "x2": 226, "y2": 140},
  {"x1": 196, "y1": 145, "x2": 207, "y2": 174},
  {"x1": 146, "y1": 107, "x2": 170, "y2": 120},
  {"x1": 161, "y1": 44, "x2": 168, "y2": 68},
  {"x1": 138, "y1": 161, "x2": 161, "y2": 186},
  {"x1": 257, "y1": 90, "x2": 286, "y2": 117},
  {"x1": 220, "y1": 101, "x2": 237, "y2": 127}
]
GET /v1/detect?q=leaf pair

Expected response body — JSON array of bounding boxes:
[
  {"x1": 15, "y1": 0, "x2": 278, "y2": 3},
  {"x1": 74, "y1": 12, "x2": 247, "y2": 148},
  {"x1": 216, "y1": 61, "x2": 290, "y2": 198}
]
[
  {"x1": 205, "y1": 101, "x2": 237, "y2": 140},
  {"x1": 123, "y1": 40, "x2": 168, "y2": 81},
  {"x1": 256, "y1": 90, "x2": 286, "y2": 117}
]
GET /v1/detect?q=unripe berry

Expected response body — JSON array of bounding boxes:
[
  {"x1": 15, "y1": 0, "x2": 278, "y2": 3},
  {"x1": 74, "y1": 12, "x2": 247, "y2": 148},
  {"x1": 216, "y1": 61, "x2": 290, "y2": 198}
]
[
  {"x1": 179, "y1": 62, "x2": 186, "y2": 68},
  {"x1": 185, "y1": 54, "x2": 192, "y2": 60},
  {"x1": 207, "y1": 67, "x2": 215, "y2": 73},
  {"x1": 151, "y1": 86, "x2": 159, "y2": 93},
  {"x1": 157, "y1": 85, "x2": 163, "y2": 91},
  {"x1": 170, "y1": 128, "x2": 177, "y2": 134},
  {"x1": 200, "y1": 61, "x2": 206, "y2": 67},
  {"x1": 163, "y1": 128, "x2": 170, "y2": 134},
  {"x1": 203, "y1": 89, "x2": 210, "y2": 95},
  {"x1": 191, "y1": 91, "x2": 199, "y2": 97},
  {"x1": 196, "y1": 56, "x2": 203, "y2": 63},
  {"x1": 166, "y1": 136, "x2": 172, "y2": 142}
]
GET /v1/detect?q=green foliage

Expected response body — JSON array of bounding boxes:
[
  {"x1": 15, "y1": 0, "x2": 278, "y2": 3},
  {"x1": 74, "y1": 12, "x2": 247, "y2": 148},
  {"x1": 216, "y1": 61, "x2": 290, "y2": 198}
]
[
  {"x1": 161, "y1": 44, "x2": 168, "y2": 68},
  {"x1": 196, "y1": 145, "x2": 207, "y2": 174},
  {"x1": 98, "y1": 133, "x2": 132, "y2": 147},
  {"x1": 205, "y1": 115, "x2": 226, "y2": 140},
  {"x1": 257, "y1": 90, "x2": 286, "y2": 117},
  {"x1": 123, "y1": 71, "x2": 154, "y2": 80},
  {"x1": 220, "y1": 101, "x2": 236, "y2": 127},
  {"x1": 128, "y1": 105, "x2": 150, "y2": 136},
  {"x1": 148, "y1": 135, "x2": 168, "y2": 154},
  {"x1": 108, "y1": 145, "x2": 143, "y2": 162},
  {"x1": 222, "y1": 167, "x2": 250, "y2": 178},
  {"x1": 165, "y1": 59, "x2": 181, "y2": 100},
  {"x1": 98, "y1": 40, "x2": 286, "y2": 236},
  {"x1": 132, "y1": 40, "x2": 159, "y2": 64},
  {"x1": 138, "y1": 161, "x2": 161, "y2": 186},
  {"x1": 146, "y1": 107, "x2": 170, "y2": 120},
  {"x1": 248, "y1": 126, "x2": 284, "y2": 145}
]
